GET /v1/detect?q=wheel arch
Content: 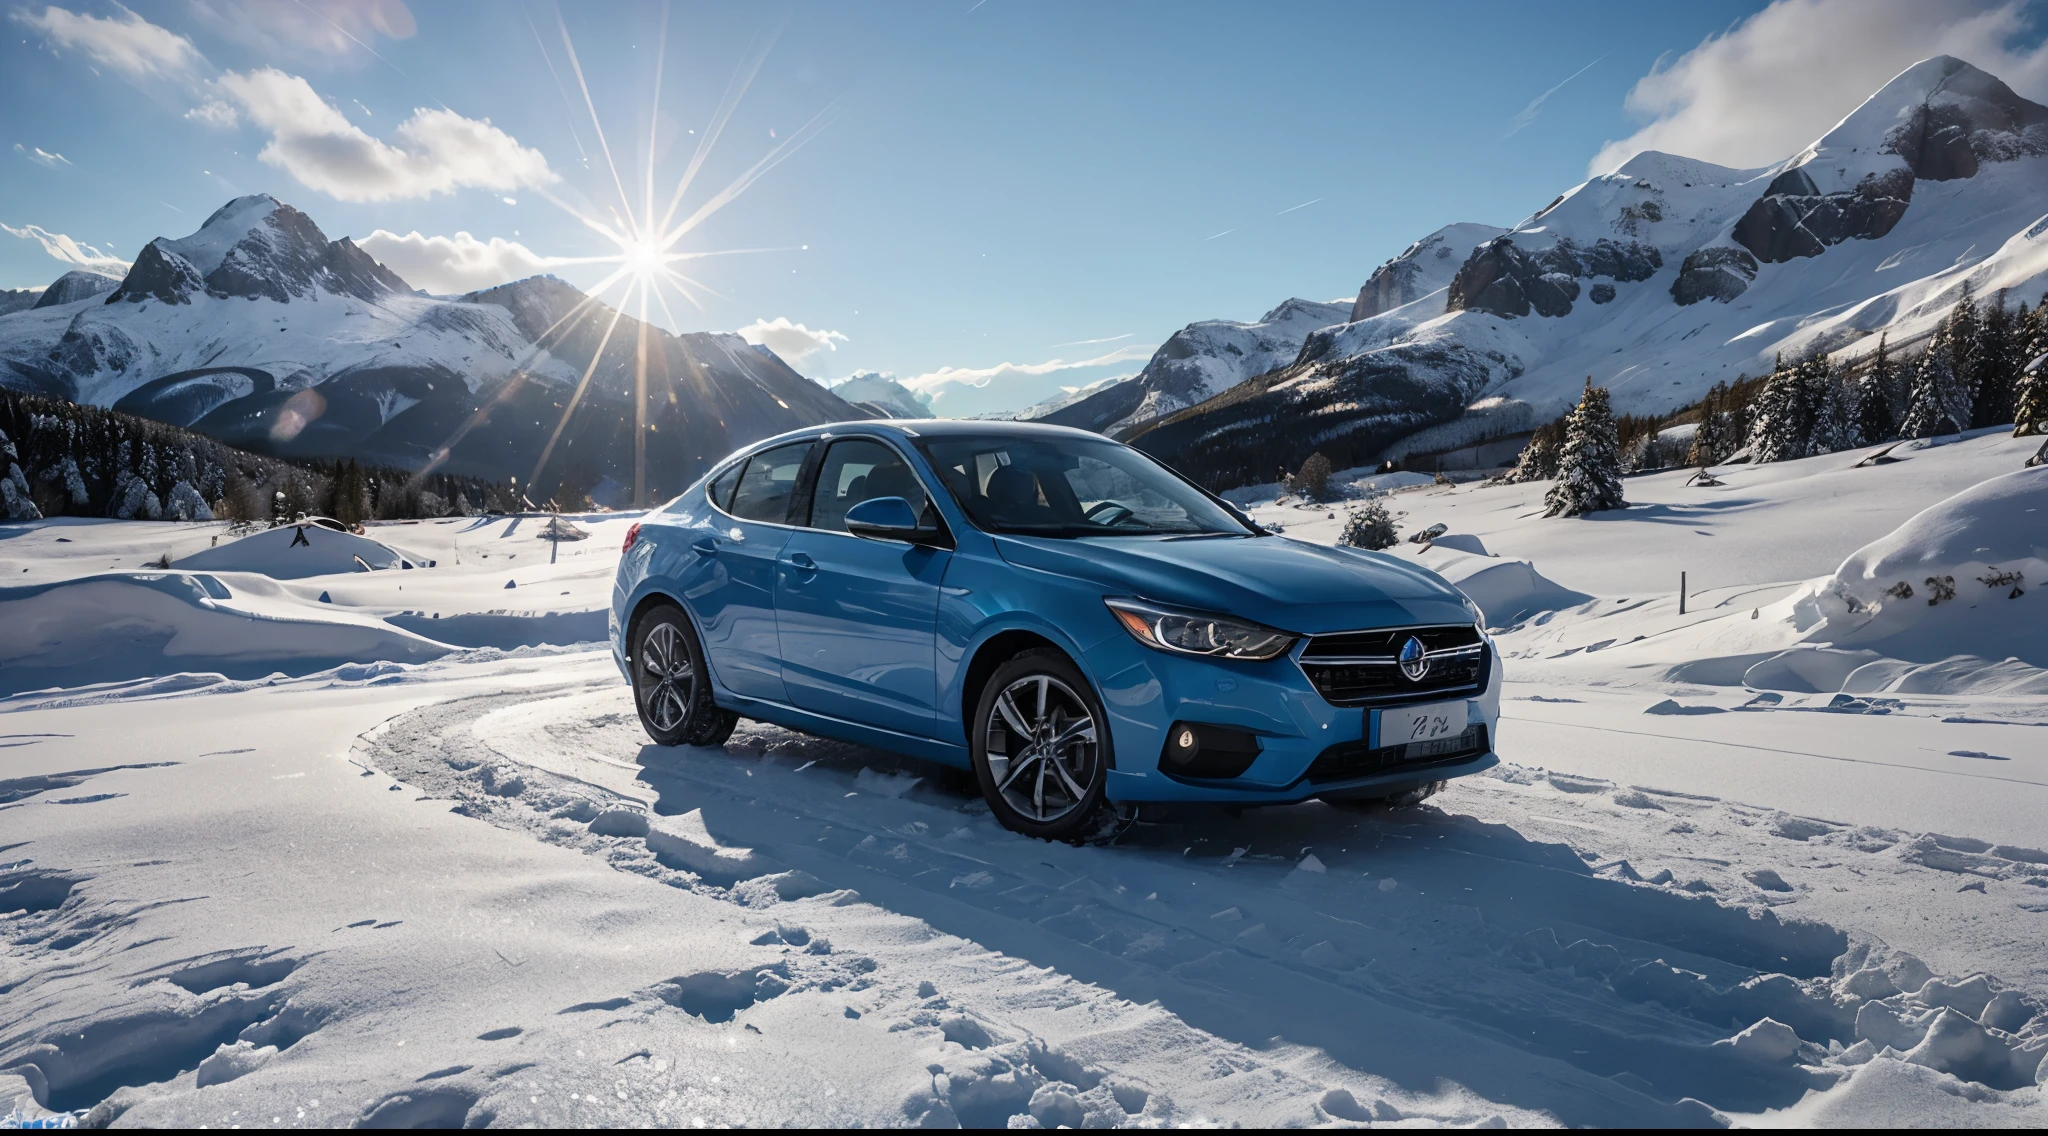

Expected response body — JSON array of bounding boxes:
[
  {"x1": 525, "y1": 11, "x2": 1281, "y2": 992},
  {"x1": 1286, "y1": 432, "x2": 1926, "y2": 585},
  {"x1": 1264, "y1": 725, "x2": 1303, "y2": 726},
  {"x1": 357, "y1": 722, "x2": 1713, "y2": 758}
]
[
  {"x1": 958, "y1": 627, "x2": 1115, "y2": 770},
  {"x1": 623, "y1": 587, "x2": 694, "y2": 666}
]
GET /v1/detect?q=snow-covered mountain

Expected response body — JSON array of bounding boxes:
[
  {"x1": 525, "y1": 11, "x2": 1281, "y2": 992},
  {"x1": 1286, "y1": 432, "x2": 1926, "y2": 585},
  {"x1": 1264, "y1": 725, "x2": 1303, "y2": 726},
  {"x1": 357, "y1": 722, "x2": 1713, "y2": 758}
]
[
  {"x1": 830, "y1": 371, "x2": 931, "y2": 418},
  {"x1": 0, "y1": 195, "x2": 858, "y2": 497},
  {"x1": 1130, "y1": 56, "x2": 2048, "y2": 488},
  {"x1": 1036, "y1": 297, "x2": 1352, "y2": 434}
]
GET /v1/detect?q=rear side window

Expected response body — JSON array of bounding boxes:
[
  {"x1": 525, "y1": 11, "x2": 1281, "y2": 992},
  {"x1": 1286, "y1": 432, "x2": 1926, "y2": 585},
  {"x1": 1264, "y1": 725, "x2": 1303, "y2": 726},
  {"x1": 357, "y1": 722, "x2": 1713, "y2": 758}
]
[
  {"x1": 705, "y1": 462, "x2": 743, "y2": 511},
  {"x1": 807, "y1": 438, "x2": 929, "y2": 532},
  {"x1": 726, "y1": 441, "x2": 813, "y2": 523}
]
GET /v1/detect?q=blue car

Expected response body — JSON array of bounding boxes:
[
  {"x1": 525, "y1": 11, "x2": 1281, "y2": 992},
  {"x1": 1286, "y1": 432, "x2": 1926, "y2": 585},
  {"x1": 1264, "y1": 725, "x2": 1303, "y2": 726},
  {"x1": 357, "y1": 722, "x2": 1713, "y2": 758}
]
[{"x1": 611, "y1": 421, "x2": 1499, "y2": 841}]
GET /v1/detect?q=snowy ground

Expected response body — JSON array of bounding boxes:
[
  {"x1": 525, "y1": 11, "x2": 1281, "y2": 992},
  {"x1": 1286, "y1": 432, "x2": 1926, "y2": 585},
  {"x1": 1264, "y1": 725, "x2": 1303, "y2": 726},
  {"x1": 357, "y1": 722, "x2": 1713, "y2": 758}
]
[{"x1": 3, "y1": 437, "x2": 2045, "y2": 1127}]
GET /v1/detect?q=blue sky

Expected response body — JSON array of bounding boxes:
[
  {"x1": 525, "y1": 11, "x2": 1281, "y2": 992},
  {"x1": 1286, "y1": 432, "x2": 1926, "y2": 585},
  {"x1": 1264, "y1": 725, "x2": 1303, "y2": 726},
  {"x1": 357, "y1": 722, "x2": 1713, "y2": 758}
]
[{"x1": 6, "y1": 0, "x2": 2047, "y2": 414}]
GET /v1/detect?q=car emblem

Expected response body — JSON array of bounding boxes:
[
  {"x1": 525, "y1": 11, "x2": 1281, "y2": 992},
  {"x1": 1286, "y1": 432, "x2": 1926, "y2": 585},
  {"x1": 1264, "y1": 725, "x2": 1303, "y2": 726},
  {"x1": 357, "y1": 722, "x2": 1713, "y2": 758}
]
[{"x1": 1398, "y1": 636, "x2": 1430, "y2": 682}]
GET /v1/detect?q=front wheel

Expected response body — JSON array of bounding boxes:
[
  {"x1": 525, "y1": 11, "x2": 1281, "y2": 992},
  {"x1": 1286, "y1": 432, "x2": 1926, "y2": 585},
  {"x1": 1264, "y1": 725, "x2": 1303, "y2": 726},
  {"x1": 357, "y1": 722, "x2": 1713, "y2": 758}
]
[
  {"x1": 970, "y1": 649, "x2": 1114, "y2": 843},
  {"x1": 631, "y1": 604, "x2": 738, "y2": 747}
]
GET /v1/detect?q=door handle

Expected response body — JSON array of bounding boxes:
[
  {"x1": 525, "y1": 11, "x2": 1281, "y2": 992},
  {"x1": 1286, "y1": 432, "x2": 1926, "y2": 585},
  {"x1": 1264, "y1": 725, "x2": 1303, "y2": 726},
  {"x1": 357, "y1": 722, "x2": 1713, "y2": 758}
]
[
  {"x1": 785, "y1": 552, "x2": 817, "y2": 574},
  {"x1": 691, "y1": 536, "x2": 719, "y2": 556}
]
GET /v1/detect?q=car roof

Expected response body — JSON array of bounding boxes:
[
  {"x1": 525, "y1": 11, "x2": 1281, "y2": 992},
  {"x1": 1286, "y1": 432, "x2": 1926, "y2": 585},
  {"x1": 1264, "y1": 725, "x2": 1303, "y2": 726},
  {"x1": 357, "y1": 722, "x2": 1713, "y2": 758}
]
[{"x1": 748, "y1": 417, "x2": 1108, "y2": 451}]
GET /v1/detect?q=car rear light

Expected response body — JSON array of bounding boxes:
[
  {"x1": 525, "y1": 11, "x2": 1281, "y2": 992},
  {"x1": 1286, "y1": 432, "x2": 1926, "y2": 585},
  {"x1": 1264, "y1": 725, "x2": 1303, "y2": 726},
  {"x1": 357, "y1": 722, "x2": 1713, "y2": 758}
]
[{"x1": 622, "y1": 522, "x2": 643, "y2": 553}]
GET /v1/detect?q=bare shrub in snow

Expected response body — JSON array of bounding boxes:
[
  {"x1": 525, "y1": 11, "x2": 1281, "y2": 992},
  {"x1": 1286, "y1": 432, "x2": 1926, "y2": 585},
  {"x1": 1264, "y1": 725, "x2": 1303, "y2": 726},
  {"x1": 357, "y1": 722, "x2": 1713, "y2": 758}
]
[{"x1": 1291, "y1": 452, "x2": 1333, "y2": 502}]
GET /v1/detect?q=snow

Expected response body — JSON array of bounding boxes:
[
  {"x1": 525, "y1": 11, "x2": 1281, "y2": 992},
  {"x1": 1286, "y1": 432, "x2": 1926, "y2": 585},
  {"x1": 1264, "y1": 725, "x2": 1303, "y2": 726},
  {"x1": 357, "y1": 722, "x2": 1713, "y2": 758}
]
[
  {"x1": 174, "y1": 523, "x2": 427, "y2": 578},
  {"x1": 2, "y1": 435, "x2": 2046, "y2": 1125}
]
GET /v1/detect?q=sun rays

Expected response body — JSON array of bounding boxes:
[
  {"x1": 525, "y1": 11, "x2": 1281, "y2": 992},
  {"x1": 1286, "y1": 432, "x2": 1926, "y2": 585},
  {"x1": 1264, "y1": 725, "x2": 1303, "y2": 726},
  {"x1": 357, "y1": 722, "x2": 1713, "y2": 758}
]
[{"x1": 424, "y1": 2, "x2": 833, "y2": 508}]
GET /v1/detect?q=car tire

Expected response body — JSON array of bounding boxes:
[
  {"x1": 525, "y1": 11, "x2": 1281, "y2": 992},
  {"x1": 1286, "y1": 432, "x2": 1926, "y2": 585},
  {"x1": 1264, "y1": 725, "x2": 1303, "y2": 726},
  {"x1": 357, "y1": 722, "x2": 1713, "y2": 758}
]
[
  {"x1": 1320, "y1": 780, "x2": 1444, "y2": 812},
  {"x1": 970, "y1": 648, "x2": 1114, "y2": 843},
  {"x1": 630, "y1": 603, "x2": 738, "y2": 747}
]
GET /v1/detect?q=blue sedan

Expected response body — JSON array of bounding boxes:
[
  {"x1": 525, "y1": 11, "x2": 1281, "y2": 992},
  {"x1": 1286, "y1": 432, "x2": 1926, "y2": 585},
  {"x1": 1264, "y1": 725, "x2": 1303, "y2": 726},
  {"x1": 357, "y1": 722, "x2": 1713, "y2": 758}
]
[{"x1": 611, "y1": 420, "x2": 1499, "y2": 842}]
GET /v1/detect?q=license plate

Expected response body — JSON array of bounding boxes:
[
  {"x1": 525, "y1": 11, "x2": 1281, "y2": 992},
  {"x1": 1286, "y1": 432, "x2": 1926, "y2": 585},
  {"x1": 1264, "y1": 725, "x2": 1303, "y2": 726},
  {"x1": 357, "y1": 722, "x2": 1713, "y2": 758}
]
[{"x1": 1378, "y1": 700, "x2": 1469, "y2": 748}]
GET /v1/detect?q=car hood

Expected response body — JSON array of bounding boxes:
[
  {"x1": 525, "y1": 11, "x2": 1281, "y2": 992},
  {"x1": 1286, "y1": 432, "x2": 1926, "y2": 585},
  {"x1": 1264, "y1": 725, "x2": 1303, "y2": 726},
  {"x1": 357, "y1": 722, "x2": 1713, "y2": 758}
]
[{"x1": 991, "y1": 533, "x2": 1473, "y2": 634}]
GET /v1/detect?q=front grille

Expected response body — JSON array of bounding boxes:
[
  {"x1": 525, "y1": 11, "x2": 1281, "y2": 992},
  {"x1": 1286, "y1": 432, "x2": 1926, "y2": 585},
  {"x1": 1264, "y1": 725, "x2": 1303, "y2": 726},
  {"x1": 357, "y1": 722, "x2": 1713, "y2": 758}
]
[
  {"x1": 1297, "y1": 624, "x2": 1487, "y2": 705},
  {"x1": 1303, "y1": 724, "x2": 1489, "y2": 784}
]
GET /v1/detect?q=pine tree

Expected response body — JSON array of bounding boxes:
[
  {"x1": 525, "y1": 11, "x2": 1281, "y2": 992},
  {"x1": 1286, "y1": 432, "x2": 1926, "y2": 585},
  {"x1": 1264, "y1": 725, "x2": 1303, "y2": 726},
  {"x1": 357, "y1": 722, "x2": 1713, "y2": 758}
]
[
  {"x1": 1901, "y1": 320, "x2": 1971, "y2": 438},
  {"x1": 1497, "y1": 419, "x2": 1562, "y2": 484},
  {"x1": 1687, "y1": 381, "x2": 1729, "y2": 467},
  {"x1": 1747, "y1": 360, "x2": 1808, "y2": 462},
  {"x1": 1808, "y1": 367, "x2": 1854, "y2": 455},
  {"x1": 1971, "y1": 290, "x2": 2018, "y2": 428},
  {"x1": 1850, "y1": 366, "x2": 1892, "y2": 446},
  {"x1": 1544, "y1": 381, "x2": 1626, "y2": 517},
  {"x1": 1948, "y1": 280, "x2": 1980, "y2": 395},
  {"x1": 2016, "y1": 302, "x2": 2048, "y2": 436}
]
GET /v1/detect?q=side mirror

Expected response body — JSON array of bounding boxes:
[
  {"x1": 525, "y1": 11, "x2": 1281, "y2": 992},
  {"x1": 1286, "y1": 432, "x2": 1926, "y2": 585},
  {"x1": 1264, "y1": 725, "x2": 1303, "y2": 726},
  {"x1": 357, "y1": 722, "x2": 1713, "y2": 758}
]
[{"x1": 845, "y1": 496, "x2": 945, "y2": 546}]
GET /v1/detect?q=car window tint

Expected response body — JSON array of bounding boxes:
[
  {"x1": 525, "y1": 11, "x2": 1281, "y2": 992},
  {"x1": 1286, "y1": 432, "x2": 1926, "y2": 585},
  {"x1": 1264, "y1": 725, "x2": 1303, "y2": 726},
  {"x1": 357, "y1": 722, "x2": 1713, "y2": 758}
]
[
  {"x1": 808, "y1": 439, "x2": 927, "y2": 532},
  {"x1": 726, "y1": 441, "x2": 813, "y2": 523},
  {"x1": 705, "y1": 462, "x2": 744, "y2": 511}
]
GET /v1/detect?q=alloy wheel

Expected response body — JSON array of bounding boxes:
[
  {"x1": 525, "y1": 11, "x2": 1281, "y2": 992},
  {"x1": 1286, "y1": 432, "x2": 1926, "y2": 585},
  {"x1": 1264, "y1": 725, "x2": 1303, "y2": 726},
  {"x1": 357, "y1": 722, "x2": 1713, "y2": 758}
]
[
  {"x1": 639, "y1": 621, "x2": 694, "y2": 733},
  {"x1": 984, "y1": 674, "x2": 1099, "y2": 823}
]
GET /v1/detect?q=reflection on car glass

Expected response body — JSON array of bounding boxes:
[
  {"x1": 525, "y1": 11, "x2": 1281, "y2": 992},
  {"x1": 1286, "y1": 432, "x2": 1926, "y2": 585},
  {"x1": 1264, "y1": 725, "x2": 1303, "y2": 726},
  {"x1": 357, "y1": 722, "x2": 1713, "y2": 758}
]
[{"x1": 917, "y1": 435, "x2": 1251, "y2": 539}]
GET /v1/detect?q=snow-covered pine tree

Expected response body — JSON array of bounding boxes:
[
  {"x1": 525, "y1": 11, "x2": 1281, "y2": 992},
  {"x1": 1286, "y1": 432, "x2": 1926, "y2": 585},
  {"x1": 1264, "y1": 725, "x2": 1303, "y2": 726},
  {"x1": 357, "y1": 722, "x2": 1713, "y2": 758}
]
[
  {"x1": 1339, "y1": 498, "x2": 1400, "y2": 549},
  {"x1": 1808, "y1": 366, "x2": 1854, "y2": 455},
  {"x1": 1747, "y1": 361, "x2": 1808, "y2": 462},
  {"x1": 1544, "y1": 381, "x2": 1626, "y2": 517},
  {"x1": 1687, "y1": 382, "x2": 1728, "y2": 467},
  {"x1": 0, "y1": 426, "x2": 43, "y2": 521},
  {"x1": 1901, "y1": 320, "x2": 1971, "y2": 438},
  {"x1": 1852, "y1": 335, "x2": 1896, "y2": 445},
  {"x1": 1971, "y1": 290, "x2": 2018, "y2": 428},
  {"x1": 1948, "y1": 280, "x2": 1980, "y2": 394},
  {"x1": 2016, "y1": 301, "x2": 2047, "y2": 437},
  {"x1": 1497, "y1": 420, "x2": 1562, "y2": 484}
]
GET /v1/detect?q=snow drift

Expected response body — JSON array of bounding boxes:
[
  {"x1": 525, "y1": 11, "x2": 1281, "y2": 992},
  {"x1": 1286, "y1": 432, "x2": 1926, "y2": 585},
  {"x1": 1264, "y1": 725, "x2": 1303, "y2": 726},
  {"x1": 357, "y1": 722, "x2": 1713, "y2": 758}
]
[
  {"x1": 174, "y1": 523, "x2": 427, "y2": 579},
  {"x1": 0, "y1": 571, "x2": 453, "y2": 694}
]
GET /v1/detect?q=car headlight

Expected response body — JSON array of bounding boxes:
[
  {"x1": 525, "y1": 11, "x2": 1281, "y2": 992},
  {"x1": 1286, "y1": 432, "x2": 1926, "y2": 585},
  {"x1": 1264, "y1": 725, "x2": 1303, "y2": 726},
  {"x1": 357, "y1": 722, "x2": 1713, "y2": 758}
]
[{"x1": 1104, "y1": 598, "x2": 1297, "y2": 662}]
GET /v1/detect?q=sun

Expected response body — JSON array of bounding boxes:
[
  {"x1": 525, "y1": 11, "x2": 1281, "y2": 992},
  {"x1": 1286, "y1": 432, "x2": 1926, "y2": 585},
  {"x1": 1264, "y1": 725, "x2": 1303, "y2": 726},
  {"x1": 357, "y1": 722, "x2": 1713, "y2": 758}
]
[{"x1": 622, "y1": 237, "x2": 666, "y2": 278}]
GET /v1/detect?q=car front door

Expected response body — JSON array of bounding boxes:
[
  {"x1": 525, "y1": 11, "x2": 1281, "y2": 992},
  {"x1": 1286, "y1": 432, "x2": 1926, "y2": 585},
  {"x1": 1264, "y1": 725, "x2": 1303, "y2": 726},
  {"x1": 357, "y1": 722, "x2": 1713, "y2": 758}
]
[
  {"x1": 694, "y1": 439, "x2": 812, "y2": 702},
  {"x1": 774, "y1": 437, "x2": 948, "y2": 737}
]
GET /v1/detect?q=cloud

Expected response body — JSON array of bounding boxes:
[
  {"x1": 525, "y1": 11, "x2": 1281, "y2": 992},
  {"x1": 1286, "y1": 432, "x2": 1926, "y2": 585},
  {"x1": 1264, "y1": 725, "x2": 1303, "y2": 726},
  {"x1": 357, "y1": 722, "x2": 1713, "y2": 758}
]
[
  {"x1": 213, "y1": 67, "x2": 556, "y2": 201},
  {"x1": 14, "y1": 3, "x2": 204, "y2": 82},
  {"x1": 903, "y1": 343, "x2": 1153, "y2": 393},
  {"x1": 185, "y1": 99, "x2": 239, "y2": 128},
  {"x1": 2, "y1": 222, "x2": 129, "y2": 274},
  {"x1": 1504, "y1": 56, "x2": 1604, "y2": 140},
  {"x1": 355, "y1": 230, "x2": 566, "y2": 294},
  {"x1": 897, "y1": 343, "x2": 1154, "y2": 417},
  {"x1": 1589, "y1": 0, "x2": 2048, "y2": 175},
  {"x1": 14, "y1": 144, "x2": 72, "y2": 169},
  {"x1": 737, "y1": 317, "x2": 848, "y2": 363},
  {"x1": 186, "y1": 0, "x2": 415, "y2": 62}
]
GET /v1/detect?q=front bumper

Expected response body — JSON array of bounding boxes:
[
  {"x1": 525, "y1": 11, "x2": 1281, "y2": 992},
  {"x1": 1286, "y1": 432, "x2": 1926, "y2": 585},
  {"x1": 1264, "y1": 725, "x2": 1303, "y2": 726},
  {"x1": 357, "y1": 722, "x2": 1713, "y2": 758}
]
[{"x1": 1087, "y1": 628, "x2": 1503, "y2": 805}]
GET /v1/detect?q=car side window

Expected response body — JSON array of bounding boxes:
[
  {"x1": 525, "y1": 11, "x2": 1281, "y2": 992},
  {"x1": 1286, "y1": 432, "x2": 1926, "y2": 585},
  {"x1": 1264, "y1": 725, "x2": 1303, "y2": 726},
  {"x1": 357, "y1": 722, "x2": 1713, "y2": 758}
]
[
  {"x1": 807, "y1": 438, "x2": 929, "y2": 532},
  {"x1": 726, "y1": 441, "x2": 813, "y2": 523},
  {"x1": 705, "y1": 462, "x2": 744, "y2": 511}
]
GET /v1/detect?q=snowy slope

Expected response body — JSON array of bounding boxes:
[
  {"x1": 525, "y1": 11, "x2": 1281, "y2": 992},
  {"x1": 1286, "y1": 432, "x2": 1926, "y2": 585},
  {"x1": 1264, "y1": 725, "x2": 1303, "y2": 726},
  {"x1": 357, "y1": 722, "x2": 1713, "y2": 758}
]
[
  {"x1": 1035, "y1": 297, "x2": 1352, "y2": 434},
  {"x1": 1347, "y1": 221, "x2": 1509, "y2": 321},
  {"x1": 1138, "y1": 57, "x2": 2048, "y2": 486},
  {"x1": 3, "y1": 433, "x2": 2046, "y2": 1125},
  {"x1": 0, "y1": 196, "x2": 860, "y2": 498}
]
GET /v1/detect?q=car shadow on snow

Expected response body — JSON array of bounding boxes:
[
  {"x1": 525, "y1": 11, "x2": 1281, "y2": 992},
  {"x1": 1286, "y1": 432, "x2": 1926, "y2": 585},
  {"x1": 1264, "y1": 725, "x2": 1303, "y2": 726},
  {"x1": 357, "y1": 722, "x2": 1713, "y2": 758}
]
[{"x1": 625, "y1": 736, "x2": 1848, "y2": 1126}]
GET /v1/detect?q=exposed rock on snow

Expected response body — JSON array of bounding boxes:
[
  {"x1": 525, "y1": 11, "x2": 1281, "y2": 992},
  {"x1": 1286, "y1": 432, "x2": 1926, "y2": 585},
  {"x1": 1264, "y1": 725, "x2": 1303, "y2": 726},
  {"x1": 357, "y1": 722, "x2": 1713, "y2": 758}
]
[
  {"x1": 1350, "y1": 223, "x2": 1509, "y2": 321},
  {"x1": 31, "y1": 270, "x2": 119, "y2": 310}
]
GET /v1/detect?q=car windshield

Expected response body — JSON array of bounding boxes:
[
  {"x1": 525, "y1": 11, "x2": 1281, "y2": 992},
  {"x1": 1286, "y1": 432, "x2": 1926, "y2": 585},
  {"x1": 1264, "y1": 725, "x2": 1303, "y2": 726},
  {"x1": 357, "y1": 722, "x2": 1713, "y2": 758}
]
[{"x1": 915, "y1": 433, "x2": 1255, "y2": 539}]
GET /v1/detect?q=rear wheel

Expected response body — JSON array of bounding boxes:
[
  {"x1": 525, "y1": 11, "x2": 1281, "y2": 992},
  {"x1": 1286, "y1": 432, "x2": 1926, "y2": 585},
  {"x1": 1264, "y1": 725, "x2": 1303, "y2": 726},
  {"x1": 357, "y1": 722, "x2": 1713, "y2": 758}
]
[
  {"x1": 971, "y1": 649, "x2": 1113, "y2": 843},
  {"x1": 631, "y1": 604, "x2": 738, "y2": 747}
]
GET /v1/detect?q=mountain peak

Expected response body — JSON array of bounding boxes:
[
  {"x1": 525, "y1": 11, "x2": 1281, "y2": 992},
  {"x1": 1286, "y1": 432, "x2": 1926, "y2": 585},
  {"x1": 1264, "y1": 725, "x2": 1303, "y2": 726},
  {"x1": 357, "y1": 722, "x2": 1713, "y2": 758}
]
[{"x1": 110, "y1": 194, "x2": 408, "y2": 306}]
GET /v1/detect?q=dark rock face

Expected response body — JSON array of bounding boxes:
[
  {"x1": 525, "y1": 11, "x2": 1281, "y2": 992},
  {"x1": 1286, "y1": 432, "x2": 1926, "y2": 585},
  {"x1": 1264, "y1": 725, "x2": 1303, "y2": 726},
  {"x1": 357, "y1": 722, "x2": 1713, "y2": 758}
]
[
  {"x1": 108, "y1": 243, "x2": 204, "y2": 305},
  {"x1": 1882, "y1": 66, "x2": 2048, "y2": 180},
  {"x1": 1446, "y1": 237, "x2": 1659, "y2": 319},
  {"x1": 32, "y1": 271, "x2": 119, "y2": 310},
  {"x1": 1731, "y1": 167, "x2": 1913, "y2": 263},
  {"x1": 1589, "y1": 283, "x2": 1616, "y2": 305},
  {"x1": 1352, "y1": 257, "x2": 1435, "y2": 321},
  {"x1": 1670, "y1": 247, "x2": 1759, "y2": 305},
  {"x1": 1126, "y1": 341, "x2": 1508, "y2": 490}
]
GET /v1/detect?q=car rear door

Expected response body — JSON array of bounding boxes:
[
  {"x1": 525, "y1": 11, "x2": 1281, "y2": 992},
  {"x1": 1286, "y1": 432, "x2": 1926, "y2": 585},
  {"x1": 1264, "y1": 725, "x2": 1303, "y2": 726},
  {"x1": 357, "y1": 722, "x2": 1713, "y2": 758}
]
[
  {"x1": 694, "y1": 439, "x2": 812, "y2": 702},
  {"x1": 774, "y1": 437, "x2": 947, "y2": 737}
]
